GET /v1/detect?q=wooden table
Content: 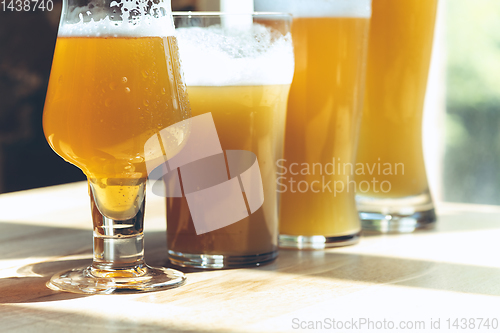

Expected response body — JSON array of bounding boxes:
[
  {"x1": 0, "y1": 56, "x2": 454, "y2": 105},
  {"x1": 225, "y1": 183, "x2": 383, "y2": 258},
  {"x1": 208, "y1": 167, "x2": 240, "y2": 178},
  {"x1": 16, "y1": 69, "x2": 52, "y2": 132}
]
[{"x1": 1, "y1": 181, "x2": 500, "y2": 332}]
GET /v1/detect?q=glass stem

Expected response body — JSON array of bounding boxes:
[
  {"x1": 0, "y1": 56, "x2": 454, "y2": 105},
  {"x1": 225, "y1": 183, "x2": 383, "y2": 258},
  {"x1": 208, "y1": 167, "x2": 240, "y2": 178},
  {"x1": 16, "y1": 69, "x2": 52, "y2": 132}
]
[{"x1": 89, "y1": 182, "x2": 147, "y2": 276}]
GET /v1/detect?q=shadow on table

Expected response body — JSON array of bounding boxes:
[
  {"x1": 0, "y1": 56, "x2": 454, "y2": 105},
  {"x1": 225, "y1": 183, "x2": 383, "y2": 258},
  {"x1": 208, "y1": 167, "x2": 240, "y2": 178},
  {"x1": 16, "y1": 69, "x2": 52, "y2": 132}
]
[
  {"x1": 260, "y1": 249, "x2": 500, "y2": 297},
  {"x1": 0, "y1": 221, "x2": 182, "y2": 304},
  {"x1": 0, "y1": 221, "x2": 91, "y2": 261},
  {"x1": 360, "y1": 209, "x2": 500, "y2": 238},
  {"x1": 0, "y1": 259, "x2": 91, "y2": 303},
  {"x1": 3, "y1": 220, "x2": 500, "y2": 305},
  {"x1": 1, "y1": 301, "x2": 214, "y2": 333}
]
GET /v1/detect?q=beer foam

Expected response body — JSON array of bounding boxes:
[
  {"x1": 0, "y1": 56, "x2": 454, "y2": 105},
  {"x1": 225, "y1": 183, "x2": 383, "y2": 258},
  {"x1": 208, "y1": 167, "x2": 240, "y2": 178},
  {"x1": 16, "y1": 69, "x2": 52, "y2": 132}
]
[
  {"x1": 175, "y1": 25, "x2": 294, "y2": 86},
  {"x1": 254, "y1": 0, "x2": 371, "y2": 18},
  {"x1": 58, "y1": 0, "x2": 174, "y2": 37}
]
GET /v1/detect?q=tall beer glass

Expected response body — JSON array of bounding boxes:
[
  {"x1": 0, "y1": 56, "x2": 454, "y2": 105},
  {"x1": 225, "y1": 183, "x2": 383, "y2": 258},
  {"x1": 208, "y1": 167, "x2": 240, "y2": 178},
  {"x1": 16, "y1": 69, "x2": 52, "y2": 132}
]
[
  {"x1": 255, "y1": 0, "x2": 371, "y2": 249},
  {"x1": 356, "y1": 0, "x2": 438, "y2": 232},
  {"x1": 43, "y1": 0, "x2": 190, "y2": 293},
  {"x1": 166, "y1": 13, "x2": 294, "y2": 268}
]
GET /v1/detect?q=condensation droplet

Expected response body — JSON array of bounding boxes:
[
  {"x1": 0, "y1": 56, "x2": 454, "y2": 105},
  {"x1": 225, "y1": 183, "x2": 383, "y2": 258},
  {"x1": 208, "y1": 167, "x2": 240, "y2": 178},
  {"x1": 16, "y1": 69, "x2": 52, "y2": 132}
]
[
  {"x1": 161, "y1": 87, "x2": 166, "y2": 95},
  {"x1": 141, "y1": 70, "x2": 149, "y2": 78},
  {"x1": 125, "y1": 87, "x2": 131, "y2": 93},
  {"x1": 109, "y1": 82, "x2": 117, "y2": 90},
  {"x1": 122, "y1": 77, "x2": 128, "y2": 83},
  {"x1": 143, "y1": 100, "x2": 149, "y2": 106},
  {"x1": 105, "y1": 99, "x2": 112, "y2": 107}
]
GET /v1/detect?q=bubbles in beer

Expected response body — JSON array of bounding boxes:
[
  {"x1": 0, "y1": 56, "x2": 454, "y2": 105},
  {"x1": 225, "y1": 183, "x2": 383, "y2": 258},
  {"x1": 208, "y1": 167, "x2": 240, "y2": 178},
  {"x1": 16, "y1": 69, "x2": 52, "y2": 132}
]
[
  {"x1": 254, "y1": 0, "x2": 371, "y2": 18},
  {"x1": 175, "y1": 24, "x2": 294, "y2": 86}
]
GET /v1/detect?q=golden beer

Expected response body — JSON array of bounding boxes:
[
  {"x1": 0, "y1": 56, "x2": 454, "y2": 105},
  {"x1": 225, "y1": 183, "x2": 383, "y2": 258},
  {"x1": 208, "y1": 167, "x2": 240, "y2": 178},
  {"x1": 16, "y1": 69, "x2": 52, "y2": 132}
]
[
  {"x1": 356, "y1": 0, "x2": 438, "y2": 231},
  {"x1": 42, "y1": 0, "x2": 190, "y2": 293},
  {"x1": 167, "y1": 84, "x2": 290, "y2": 257},
  {"x1": 255, "y1": 0, "x2": 371, "y2": 248},
  {"x1": 280, "y1": 17, "x2": 369, "y2": 245},
  {"x1": 44, "y1": 36, "x2": 189, "y2": 217}
]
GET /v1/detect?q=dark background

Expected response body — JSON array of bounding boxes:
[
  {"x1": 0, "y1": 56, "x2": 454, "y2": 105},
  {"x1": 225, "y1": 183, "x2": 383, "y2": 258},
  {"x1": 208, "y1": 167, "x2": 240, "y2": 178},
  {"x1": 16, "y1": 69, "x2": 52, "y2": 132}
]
[{"x1": 0, "y1": 3, "x2": 69, "y2": 193}]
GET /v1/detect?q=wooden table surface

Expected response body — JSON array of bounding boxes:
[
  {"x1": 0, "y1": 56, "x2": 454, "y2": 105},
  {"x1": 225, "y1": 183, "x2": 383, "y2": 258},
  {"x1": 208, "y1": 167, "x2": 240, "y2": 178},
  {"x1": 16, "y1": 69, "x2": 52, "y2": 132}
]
[{"x1": 1, "y1": 181, "x2": 500, "y2": 332}]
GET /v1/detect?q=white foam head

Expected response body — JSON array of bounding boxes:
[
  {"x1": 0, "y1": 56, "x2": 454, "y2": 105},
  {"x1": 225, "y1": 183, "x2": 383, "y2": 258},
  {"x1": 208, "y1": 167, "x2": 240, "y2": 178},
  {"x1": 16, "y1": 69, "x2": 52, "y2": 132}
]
[
  {"x1": 175, "y1": 24, "x2": 294, "y2": 86},
  {"x1": 254, "y1": 0, "x2": 371, "y2": 18},
  {"x1": 58, "y1": 0, "x2": 174, "y2": 37}
]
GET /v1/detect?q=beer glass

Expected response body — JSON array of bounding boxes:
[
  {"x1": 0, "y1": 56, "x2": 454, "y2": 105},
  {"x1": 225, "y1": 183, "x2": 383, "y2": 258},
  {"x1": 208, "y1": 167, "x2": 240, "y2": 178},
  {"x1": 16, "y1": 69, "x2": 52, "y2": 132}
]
[
  {"x1": 166, "y1": 13, "x2": 294, "y2": 268},
  {"x1": 255, "y1": 0, "x2": 371, "y2": 249},
  {"x1": 42, "y1": 0, "x2": 190, "y2": 293},
  {"x1": 355, "y1": 0, "x2": 438, "y2": 232}
]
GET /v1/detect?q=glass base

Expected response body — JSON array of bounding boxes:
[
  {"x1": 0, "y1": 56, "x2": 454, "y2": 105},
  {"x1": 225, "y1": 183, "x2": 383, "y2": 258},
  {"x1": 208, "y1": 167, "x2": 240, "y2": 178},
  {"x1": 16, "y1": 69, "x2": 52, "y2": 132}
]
[
  {"x1": 279, "y1": 232, "x2": 360, "y2": 249},
  {"x1": 168, "y1": 250, "x2": 277, "y2": 269},
  {"x1": 47, "y1": 265, "x2": 186, "y2": 294},
  {"x1": 357, "y1": 191, "x2": 437, "y2": 233}
]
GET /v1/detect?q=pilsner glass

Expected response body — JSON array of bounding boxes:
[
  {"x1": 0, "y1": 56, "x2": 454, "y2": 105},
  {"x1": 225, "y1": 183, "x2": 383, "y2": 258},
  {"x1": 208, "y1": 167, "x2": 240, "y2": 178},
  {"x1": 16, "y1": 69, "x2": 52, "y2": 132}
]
[
  {"x1": 165, "y1": 13, "x2": 294, "y2": 268},
  {"x1": 355, "y1": 0, "x2": 438, "y2": 232},
  {"x1": 43, "y1": 0, "x2": 190, "y2": 293},
  {"x1": 255, "y1": 0, "x2": 371, "y2": 249}
]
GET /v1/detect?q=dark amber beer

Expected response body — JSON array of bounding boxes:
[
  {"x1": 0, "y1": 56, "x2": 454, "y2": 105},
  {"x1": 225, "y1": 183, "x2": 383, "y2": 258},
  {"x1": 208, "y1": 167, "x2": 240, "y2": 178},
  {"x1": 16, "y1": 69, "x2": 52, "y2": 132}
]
[{"x1": 166, "y1": 14, "x2": 294, "y2": 267}]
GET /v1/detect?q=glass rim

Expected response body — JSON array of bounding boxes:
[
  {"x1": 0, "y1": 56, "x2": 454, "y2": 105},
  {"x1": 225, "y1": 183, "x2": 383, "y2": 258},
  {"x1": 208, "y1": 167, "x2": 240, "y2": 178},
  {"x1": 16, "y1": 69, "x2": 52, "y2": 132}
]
[{"x1": 171, "y1": 11, "x2": 293, "y2": 19}]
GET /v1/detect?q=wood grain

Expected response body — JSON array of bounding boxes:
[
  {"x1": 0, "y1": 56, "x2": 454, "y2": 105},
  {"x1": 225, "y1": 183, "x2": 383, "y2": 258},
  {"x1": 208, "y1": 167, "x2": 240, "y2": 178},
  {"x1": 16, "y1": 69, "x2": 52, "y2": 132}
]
[{"x1": 1, "y1": 181, "x2": 500, "y2": 332}]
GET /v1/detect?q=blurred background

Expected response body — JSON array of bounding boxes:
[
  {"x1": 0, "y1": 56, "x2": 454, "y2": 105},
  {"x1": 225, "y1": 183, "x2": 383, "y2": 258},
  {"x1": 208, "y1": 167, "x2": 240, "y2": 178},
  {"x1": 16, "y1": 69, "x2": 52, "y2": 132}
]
[{"x1": 0, "y1": 0, "x2": 498, "y2": 206}]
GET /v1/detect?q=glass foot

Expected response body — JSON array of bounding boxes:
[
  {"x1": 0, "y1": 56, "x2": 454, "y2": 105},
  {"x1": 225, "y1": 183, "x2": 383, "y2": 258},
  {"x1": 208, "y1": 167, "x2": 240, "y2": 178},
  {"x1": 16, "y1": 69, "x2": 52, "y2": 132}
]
[
  {"x1": 357, "y1": 191, "x2": 437, "y2": 233},
  {"x1": 168, "y1": 250, "x2": 277, "y2": 269},
  {"x1": 279, "y1": 232, "x2": 360, "y2": 249},
  {"x1": 47, "y1": 265, "x2": 186, "y2": 294},
  {"x1": 359, "y1": 210, "x2": 436, "y2": 233}
]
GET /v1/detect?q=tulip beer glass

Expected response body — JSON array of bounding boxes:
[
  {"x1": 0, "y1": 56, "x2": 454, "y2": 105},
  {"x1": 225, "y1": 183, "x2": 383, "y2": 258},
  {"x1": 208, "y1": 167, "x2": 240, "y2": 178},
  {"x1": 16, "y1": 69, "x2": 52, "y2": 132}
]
[
  {"x1": 255, "y1": 0, "x2": 371, "y2": 249},
  {"x1": 43, "y1": 0, "x2": 190, "y2": 293},
  {"x1": 356, "y1": 0, "x2": 438, "y2": 232},
  {"x1": 166, "y1": 13, "x2": 294, "y2": 268}
]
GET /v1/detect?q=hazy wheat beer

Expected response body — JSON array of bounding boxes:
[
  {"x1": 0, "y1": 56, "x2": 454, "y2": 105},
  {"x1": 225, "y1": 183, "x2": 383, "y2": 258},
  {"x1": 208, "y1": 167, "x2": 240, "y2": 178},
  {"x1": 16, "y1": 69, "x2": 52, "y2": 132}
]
[
  {"x1": 256, "y1": 0, "x2": 371, "y2": 248},
  {"x1": 356, "y1": 0, "x2": 438, "y2": 231},
  {"x1": 166, "y1": 14, "x2": 294, "y2": 267},
  {"x1": 44, "y1": 26, "x2": 189, "y2": 219}
]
